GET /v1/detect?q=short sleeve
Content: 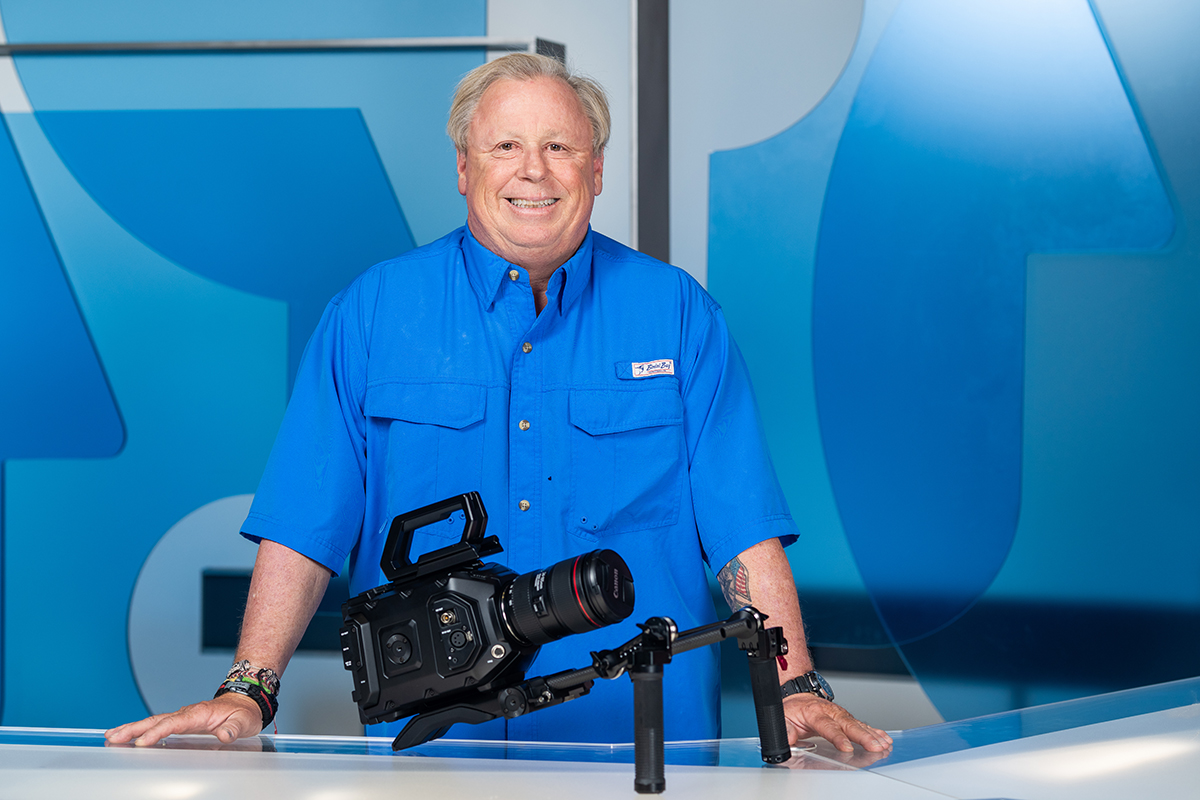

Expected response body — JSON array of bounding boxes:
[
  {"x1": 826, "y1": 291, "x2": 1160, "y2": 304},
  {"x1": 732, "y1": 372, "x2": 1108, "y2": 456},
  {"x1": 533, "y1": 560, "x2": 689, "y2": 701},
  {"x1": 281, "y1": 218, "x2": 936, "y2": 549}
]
[
  {"x1": 240, "y1": 295, "x2": 369, "y2": 574},
  {"x1": 682, "y1": 305, "x2": 799, "y2": 572}
]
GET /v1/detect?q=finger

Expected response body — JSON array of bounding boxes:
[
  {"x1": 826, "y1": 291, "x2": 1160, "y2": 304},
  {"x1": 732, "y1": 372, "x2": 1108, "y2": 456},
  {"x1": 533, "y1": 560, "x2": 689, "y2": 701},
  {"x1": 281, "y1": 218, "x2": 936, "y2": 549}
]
[
  {"x1": 870, "y1": 725, "x2": 894, "y2": 748},
  {"x1": 843, "y1": 719, "x2": 892, "y2": 752},
  {"x1": 815, "y1": 710, "x2": 891, "y2": 753},
  {"x1": 786, "y1": 698, "x2": 891, "y2": 754},
  {"x1": 132, "y1": 712, "x2": 200, "y2": 747},
  {"x1": 203, "y1": 696, "x2": 264, "y2": 743},
  {"x1": 212, "y1": 707, "x2": 262, "y2": 744},
  {"x1": 812, "y1": 714, "x2": 856, "y2": 752},
  {"x1": 785, "y1": 701, "x2": 854, "y2": 752},
  {"x1": 105, "y1": 714, "x2": 166, "y2": 743},
  {"x1": 134, "y1": 697, "x2": 258, "y2": 747}
]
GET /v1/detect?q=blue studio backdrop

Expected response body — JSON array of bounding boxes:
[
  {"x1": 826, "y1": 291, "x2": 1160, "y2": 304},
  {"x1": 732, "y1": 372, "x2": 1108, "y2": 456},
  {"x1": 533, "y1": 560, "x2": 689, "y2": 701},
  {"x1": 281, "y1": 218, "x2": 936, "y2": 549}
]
[
  {"x1": 0, "y1": 0, "x2": 484, "y2": 728},
  {"x1": 1, "y1": 0, "x2": 1198, "y2": 731},
  {"x1": 712, "y1": 0, "x2": 1198, "y2": 721}
]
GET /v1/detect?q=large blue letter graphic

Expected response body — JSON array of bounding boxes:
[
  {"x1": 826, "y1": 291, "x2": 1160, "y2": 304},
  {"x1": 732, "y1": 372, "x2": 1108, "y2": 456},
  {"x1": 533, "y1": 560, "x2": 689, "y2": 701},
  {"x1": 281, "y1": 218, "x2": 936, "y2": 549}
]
[
  {"x1": 814, "y1": 0, "x2": 1172, "y2": 642},
  {"x1": 710, "y1": 0, "x2": 1175, "y2": 717},
  {"x1": 36, "y1": 109, "x2": 415, "y2": 391},
  {"x1": 0, "y1": 117, "x2": 125, "y2": 719},
  {"x1": 1, "y1": 109, "x2": 415, "y2": 726}
]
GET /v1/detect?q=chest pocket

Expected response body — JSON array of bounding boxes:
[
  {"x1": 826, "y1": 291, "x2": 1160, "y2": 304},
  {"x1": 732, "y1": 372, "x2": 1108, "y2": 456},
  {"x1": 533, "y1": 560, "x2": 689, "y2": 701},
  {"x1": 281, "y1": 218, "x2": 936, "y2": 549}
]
[
  {"x1": 569, "y1": 386, "x2": 684, "y2": 538},
  {"x1": 366, "y1": 382, "x2": 486, "y2": 541}
]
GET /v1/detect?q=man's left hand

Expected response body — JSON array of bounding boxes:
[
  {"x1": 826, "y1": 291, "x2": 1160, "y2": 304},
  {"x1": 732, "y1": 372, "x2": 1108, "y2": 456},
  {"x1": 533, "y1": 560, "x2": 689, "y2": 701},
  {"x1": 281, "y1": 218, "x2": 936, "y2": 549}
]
[{"x1": 783, "y1": 693, "x2": 894, "y2": 753}]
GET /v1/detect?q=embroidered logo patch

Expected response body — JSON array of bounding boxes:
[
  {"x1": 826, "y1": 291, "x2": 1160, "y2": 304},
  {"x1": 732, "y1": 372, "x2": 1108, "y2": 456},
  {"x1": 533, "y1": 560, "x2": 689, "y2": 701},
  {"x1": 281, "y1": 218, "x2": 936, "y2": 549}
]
[{"x1": 631, "y1": 359, "x2": 674, "y2": 377}]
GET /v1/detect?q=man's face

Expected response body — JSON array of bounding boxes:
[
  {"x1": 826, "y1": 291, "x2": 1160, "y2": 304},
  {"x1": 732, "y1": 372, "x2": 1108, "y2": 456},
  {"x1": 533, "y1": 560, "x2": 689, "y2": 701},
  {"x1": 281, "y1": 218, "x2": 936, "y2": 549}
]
[{"x1": 458, "y1": 76, "x2": 604, "y2": 274}]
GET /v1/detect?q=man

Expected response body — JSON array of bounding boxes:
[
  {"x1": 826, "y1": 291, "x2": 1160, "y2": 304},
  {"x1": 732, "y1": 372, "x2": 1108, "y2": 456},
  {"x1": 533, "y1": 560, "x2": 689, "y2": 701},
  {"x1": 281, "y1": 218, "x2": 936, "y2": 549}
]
[{"x1": 107, "y1": 54, "x2": 891, "y2": 754}]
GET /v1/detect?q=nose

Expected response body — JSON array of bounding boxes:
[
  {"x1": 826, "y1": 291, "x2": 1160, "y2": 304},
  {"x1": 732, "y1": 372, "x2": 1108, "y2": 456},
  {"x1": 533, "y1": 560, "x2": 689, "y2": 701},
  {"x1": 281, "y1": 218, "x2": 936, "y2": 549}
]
[{"x1": 520, "y1": 147, "x2": 549, "y2": 180}]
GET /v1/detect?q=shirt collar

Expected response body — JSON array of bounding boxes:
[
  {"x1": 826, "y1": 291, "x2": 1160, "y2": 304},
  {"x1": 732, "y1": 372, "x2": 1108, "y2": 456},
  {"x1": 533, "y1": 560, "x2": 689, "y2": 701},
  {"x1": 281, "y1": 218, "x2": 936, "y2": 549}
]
[{"x1": 461, "y1": 224, "x2": 594, "y2": 316}]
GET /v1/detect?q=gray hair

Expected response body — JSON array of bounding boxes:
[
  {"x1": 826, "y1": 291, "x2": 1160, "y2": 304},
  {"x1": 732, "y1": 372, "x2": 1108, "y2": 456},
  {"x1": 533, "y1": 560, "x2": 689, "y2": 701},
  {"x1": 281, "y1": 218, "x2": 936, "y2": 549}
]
[{"x1": 447, "y1": 53, "x2": 611, "y2": 155}]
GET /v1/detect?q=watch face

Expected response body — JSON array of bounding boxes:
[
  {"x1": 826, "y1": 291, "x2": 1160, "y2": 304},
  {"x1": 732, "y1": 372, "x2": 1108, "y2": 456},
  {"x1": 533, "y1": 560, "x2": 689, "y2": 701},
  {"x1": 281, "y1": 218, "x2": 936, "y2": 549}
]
[
  {"x1": 782, "y1": 672, "x2": 835, "y2": 701},
  {"x1": 805, "y1": 671, "x2": 834, "y2": 702}
]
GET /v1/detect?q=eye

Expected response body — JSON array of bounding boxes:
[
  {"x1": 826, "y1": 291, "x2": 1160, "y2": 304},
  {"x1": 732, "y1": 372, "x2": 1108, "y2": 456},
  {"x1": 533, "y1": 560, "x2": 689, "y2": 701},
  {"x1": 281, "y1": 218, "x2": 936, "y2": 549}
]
[{"x1": 498, "y1": 142, "x2": 516, "y2": 151}]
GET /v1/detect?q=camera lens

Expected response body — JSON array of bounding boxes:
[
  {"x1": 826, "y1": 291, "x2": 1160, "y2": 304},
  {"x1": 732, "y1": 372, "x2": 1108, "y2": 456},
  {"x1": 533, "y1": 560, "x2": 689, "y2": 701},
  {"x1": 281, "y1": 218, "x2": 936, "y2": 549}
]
[{"x1": 502, "y1": 550, "x2": 635, "y2": 647}]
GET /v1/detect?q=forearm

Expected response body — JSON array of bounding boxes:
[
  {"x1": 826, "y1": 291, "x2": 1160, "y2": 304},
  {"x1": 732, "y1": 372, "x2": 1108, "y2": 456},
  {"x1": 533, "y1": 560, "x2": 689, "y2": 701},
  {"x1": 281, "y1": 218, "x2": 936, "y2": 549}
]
[
  {"x1": 717, "y1": 537, "x2": 812, "y2": 680},
  {"x1": 717, "y1": 538, "x2": 893, "y2": 753},
  {"x1": 235, "y1": 538, "x2": 333, "y2": 675}
]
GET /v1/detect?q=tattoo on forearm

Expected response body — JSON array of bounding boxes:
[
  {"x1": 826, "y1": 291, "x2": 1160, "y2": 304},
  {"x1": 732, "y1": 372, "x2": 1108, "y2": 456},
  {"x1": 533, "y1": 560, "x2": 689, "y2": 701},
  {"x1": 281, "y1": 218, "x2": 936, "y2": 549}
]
[{"x1": 717, "y1": 556, "x2": 752, "y2": 608}]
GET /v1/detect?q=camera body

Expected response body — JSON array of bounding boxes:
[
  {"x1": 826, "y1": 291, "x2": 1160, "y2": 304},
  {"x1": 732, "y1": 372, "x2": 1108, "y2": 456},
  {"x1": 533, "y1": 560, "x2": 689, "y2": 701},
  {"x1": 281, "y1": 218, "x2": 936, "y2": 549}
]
[
  {"x1": 342, "y1": 563, "x2": 543, "y2": 726},
  {"x1": 340, "y1": 493, "x2": 634, "y2": 726}
]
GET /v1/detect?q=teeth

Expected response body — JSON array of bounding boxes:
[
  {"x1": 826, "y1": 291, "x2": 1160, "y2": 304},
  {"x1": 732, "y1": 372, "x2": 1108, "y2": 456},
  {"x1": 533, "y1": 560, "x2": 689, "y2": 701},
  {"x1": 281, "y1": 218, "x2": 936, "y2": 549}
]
[{"x1": 509, "y1": 198, "x2": 558, "y2": 208}]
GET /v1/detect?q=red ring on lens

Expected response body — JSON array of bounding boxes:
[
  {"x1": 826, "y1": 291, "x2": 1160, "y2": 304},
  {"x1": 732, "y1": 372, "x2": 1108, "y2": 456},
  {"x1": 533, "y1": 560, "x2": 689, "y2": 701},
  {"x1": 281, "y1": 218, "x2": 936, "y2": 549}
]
[{"x1": 570, "y1": 555, "x2": 600, "y2": 628}]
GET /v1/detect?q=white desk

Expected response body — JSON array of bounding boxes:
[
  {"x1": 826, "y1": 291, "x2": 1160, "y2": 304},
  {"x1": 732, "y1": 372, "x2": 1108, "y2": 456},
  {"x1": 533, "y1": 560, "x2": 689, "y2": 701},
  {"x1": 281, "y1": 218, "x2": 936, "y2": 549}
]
[{"x1": 2, "y1": 677, "x2": 1196, "y2": 799}]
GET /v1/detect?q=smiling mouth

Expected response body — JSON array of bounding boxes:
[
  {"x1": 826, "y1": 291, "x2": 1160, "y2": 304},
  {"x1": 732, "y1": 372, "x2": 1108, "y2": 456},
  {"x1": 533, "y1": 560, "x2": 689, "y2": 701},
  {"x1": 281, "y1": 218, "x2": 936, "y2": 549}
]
[{"x1": 507, "y1": 198, "x2": 559, "y2": 208}]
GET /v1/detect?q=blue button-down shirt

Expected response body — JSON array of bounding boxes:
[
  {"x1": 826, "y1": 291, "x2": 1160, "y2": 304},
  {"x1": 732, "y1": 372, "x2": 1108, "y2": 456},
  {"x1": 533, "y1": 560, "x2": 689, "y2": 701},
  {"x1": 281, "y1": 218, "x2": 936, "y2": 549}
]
[{"x1": 243, "y1": 226, "x2": 798, "y2": 742}]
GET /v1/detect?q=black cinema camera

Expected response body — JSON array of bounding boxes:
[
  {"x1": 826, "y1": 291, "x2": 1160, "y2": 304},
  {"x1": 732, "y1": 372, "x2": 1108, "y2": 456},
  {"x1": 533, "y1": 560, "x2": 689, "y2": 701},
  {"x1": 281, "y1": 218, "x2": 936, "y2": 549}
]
[
  {"x1": 340, "y1": 493, "x2": 792, "y2": 793},
  {"x1": 339, "y1": 492, "x2": 635, "y2": 736}
]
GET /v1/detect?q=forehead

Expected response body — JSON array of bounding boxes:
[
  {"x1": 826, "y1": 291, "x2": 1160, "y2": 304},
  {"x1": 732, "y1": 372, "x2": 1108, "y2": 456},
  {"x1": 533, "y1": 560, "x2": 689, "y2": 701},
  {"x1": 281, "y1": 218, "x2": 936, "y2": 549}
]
[{"x1": 470, "y1": 77, "x2": 591, "y2": 145}]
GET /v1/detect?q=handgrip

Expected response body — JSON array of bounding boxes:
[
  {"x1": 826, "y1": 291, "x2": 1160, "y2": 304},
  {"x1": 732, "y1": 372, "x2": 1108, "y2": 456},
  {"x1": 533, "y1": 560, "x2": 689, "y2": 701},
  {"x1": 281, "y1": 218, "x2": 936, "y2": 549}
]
[
  {"x1": 380, "y1": 492, "x2": 488, "y2": 580},
  {"x1": 747, "y1": 654, "x2": 791, "y2": 764},
  {"x1": 631, "y1": 667, "x2": 665, "y2": 794}
]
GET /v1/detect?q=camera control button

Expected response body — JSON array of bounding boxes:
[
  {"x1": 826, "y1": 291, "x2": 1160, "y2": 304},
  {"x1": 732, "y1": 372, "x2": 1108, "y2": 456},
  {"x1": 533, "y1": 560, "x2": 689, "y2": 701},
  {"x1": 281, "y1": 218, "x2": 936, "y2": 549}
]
[
  {"x1": 519, "y1": 500, "x2": 531, "y2": 511},
  {"x1": 384, "y1": 633, "x2": 412, "y2": 666}
]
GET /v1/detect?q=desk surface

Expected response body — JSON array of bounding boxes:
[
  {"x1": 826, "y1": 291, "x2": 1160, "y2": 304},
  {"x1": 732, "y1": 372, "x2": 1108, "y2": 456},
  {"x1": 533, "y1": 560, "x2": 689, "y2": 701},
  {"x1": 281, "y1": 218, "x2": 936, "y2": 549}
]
[{"x1": 2, "y1": 677, "x2": 1197, "y2": 799}]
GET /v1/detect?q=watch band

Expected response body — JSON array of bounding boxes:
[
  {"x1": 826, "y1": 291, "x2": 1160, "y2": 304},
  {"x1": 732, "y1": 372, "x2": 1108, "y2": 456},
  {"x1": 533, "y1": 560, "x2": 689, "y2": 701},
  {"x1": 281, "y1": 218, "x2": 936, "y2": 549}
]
[
  {"x1": 216, "y1": 660, "x2": 280, "y2": 729},
  {"x1": 215, "y1": 680, "x2": 277, "y2": 728},
  {"x1": 780, "y1": 670, "x2": 834, "y2": 702}
]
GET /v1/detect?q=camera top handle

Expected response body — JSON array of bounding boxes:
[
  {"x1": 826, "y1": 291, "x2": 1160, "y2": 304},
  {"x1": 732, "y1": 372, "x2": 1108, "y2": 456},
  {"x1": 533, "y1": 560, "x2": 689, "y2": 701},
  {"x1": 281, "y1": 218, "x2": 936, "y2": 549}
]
[{"x1": 380, "y1": 491, "x2": 501, "y2": 583}]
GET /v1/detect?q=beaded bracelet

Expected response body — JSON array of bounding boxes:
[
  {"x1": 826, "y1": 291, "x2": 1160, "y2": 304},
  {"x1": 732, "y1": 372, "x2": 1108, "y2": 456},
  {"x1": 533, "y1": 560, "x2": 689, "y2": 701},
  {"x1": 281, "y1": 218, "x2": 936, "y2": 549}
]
[{"x1": 225, "y1": 660, "x2": 280, "y2": 697}]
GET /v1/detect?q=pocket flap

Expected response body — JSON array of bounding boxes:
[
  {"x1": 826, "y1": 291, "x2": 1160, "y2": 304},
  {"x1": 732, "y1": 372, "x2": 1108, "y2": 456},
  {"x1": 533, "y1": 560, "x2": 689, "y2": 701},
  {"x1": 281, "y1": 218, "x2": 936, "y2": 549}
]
[
  {"x1": 365, "y1": 382, "x2": 486, "y2": 429},
  {"x1": 569, "y1": 388, "x2": 683, "y2": 435}
]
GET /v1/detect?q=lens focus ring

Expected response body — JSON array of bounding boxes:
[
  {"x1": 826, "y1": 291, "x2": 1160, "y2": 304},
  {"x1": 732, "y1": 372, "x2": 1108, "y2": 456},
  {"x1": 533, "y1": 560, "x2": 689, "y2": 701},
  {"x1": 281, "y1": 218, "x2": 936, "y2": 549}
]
[{"x1": 501, "y1": 550, "x2": 635, "y2": 648}]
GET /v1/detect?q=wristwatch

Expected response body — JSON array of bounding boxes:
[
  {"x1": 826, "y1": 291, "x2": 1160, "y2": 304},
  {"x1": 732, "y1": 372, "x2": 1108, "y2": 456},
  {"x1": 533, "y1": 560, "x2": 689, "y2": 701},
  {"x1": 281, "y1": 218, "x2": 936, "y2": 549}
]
[{"x1": 781, "y1": 670, "x2": 834, "y2": 702}]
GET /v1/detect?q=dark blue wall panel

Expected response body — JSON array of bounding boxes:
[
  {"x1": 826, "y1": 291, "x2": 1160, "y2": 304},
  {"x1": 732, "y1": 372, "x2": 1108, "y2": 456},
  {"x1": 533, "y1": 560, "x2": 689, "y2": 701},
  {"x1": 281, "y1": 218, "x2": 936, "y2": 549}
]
[{"x1": 37, "y1": 108, "x2": 414, "y2": 389}]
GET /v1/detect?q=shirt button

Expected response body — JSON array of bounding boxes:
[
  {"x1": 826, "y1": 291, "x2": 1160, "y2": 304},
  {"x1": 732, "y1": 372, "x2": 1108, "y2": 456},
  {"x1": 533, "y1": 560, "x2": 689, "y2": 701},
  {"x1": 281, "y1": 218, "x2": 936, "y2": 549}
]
[
  {"x1": 519, "y1": 500, "x2": 531, "y2": 511},
  {"x1": 522, "y1": 342, "x2": 533, "y2": 354},
  {"x1": 509, "y1": 269, "x2": 519, "y2": 281},
  {"x1": 519, "y1": 420, "x2": 531, "y2": 431}
]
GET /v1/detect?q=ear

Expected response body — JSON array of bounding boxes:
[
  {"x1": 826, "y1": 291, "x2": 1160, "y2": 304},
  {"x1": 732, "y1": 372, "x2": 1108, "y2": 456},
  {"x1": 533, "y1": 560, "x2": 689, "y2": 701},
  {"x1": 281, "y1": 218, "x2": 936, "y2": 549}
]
[
  {"x1": 592, "y1": 150, "x2": 605, "y2": 197},
  {"x1": 457, "y1": 150, "x2": 468, "y2": 197}
]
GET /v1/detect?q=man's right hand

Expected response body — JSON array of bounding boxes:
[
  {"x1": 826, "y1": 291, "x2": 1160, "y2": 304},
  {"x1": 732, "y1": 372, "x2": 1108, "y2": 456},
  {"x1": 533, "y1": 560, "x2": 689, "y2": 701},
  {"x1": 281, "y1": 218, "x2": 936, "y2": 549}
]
[{"x1": 104, "y1": 693, "x2": 263, "y2": 747}]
